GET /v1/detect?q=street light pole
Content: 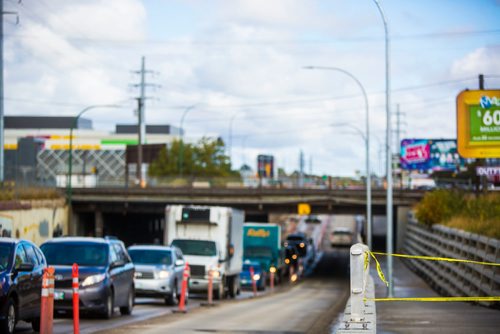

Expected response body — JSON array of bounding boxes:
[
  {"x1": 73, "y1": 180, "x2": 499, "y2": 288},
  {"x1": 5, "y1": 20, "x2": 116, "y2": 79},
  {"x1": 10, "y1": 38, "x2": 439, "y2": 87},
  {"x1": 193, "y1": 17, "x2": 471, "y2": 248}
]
[
  {"x1": 179, "y1": 104, "x2": 196, "y2": 177},
  {"x1": 304, "y1": 66, "x2": 372, "y2": 250},
  {"x1": 66, "y1": 105, "x2": 120, "y2": 212},
  {"x1": 372, "y1": 0, "x2": 393, "y2": 297}
]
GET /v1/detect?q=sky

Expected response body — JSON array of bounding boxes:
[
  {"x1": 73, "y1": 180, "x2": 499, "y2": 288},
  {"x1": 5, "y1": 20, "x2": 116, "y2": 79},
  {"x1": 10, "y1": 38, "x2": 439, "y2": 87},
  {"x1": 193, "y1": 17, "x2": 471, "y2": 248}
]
[{"x1": 4, "y1": 0, "x2": 500, "y2": 177}]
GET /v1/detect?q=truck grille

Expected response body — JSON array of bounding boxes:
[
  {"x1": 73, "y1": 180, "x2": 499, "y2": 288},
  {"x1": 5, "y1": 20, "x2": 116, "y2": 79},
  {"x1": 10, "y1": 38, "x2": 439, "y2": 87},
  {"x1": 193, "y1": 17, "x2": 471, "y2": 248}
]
[
  {"x1": 135, "y1": 271, "x2": 155, "y2": 279},
  {"x1": 189, "y1": 265, "x2": 205, "y2": 277}
]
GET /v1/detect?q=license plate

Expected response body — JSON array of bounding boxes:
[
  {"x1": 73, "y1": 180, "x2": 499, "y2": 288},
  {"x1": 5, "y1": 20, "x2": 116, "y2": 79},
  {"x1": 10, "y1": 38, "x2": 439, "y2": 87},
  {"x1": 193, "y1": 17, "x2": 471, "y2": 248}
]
[{"x1": 54, "y1": 291, "x2": 65, "y2": 300}]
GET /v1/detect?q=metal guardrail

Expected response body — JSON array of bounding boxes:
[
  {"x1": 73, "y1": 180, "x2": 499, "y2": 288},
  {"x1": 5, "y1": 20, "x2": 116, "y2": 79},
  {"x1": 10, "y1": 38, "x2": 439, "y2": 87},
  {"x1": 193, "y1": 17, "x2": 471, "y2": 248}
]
[
  {"x1": 337, "y1": 243, "x2": 376, "y2": 333},
  {"x1": 404, "y1": 219, "x2": 500, "y2": 307}
]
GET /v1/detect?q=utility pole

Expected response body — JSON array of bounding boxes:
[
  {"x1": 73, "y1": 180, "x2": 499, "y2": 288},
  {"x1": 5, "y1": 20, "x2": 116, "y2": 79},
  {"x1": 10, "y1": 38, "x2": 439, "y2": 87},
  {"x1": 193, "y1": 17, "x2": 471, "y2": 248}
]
[
  {"x1": 298, "y1": 150, "x2": 304, "y2": 188},
  {"x1": 131, "y1": 56, "x2": 159, "y2": 186},
  {"x1": 393, "y1": 104, "x2": 406, "y2": 188}
]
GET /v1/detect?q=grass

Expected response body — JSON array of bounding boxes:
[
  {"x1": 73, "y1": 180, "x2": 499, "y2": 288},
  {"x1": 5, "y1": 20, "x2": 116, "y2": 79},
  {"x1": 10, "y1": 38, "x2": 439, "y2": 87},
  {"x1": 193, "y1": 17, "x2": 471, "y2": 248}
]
[
  {"x1": 415, "y1": 190, "x2": 500, "y2": 239},
  {"x1": 0, "y1": 186, "x2": 64, "y2": 201}
]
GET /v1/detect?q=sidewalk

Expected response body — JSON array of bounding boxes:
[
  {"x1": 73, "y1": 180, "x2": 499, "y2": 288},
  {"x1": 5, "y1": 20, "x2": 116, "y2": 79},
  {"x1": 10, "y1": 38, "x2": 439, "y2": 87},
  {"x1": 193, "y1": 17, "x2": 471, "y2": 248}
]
[{"x1": 373, "y1": 257, "x2": 500, "y2": 334}]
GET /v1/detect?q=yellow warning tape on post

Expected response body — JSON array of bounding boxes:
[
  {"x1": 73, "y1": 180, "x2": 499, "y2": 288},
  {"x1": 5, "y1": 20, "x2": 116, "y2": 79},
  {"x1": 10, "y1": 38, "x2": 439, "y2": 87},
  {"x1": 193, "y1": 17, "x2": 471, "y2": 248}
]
[
  {"x1": 365, "y1": 296, "x2": 500, "y2": 302},
  {"x1": 370, "y1": 251, "x2": 500, "y2": 267},
  {"x1": 368, "y1": 251, "x2": 388, "y2": 287},
  {"x1": 364, "y1": 251, "x2": 500, "y2": 303}
]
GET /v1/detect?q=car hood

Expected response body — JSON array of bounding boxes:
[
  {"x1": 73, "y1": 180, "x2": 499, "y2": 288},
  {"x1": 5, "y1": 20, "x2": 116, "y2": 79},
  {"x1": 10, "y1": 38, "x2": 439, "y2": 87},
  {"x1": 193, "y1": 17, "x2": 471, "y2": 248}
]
[
  {"x1": 134, "y1": 264, "x2": 171, "y2": 272},
  {"x1": 52, "y1": 265, "x2": 106, "y2": 280}
]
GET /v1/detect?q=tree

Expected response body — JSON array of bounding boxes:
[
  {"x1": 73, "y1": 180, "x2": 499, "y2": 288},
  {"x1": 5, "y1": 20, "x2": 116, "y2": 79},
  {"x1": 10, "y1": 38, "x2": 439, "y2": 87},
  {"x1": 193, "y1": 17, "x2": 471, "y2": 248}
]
[{"x1": 148, "y1": 137, "x2": 239, "y2": 178}]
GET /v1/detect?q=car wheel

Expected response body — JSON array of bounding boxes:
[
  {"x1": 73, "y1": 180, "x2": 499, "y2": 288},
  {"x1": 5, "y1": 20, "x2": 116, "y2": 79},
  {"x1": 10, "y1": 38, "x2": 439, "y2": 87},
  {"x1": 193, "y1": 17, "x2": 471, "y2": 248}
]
[
  {"x1": 119, "y1": 287, "x2": 134, "y2": 315},
  {"x1": 102, "y1": 289, "x2": 114, "y2": 319},
  {"x1": 0, "y1": 298, "x2": 16, "y2": 334},
  {"x1": 165, "y1": 280, "x2": 178, "y2": 306}
]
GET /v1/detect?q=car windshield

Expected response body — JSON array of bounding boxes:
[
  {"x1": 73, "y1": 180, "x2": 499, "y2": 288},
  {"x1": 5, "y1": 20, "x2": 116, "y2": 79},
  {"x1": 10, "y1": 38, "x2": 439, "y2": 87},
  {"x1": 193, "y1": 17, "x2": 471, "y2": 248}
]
[
  {"x1": 244, "y1": 246, "x2": 272, "y2": 258},
  {"x1": 243, "y1": 264, "x2": 261, "y2": 272},
  {"x1": 171, "y1": 240, "x2": 216, "y2": 256},
  {"x1": 41, "y1": 243, "x2": 108, "y2": 266},
  {"x1": 287, "y1": 236, "x2": 306, "y2": 242},
  {"x1": 0, "y1": 244, "x2": 11, "y2": 272},
  {"x1": 129, "y1": 249, "x2": 172, "y2": 265}
]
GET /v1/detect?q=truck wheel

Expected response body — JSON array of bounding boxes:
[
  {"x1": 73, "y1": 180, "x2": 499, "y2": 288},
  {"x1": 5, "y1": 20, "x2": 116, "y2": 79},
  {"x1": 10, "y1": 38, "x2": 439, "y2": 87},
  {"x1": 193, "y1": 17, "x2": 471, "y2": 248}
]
[
  {"x1": 228, "y1": 276, "x2": 238, "y2": 298},
  {"x1": 214, "y1": 281, "x2": 224, "y2": 300}
]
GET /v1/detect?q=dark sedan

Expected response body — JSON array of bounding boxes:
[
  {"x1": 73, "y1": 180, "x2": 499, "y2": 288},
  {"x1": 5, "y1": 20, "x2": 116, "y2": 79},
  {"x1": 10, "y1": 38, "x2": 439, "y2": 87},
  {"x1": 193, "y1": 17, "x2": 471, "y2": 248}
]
[
  {"x1": 40, "y1": 237, "x2": 135, "y2": 319},
  {"x1": 0, "y1": 238, "x2": 47, "y2": 334}
]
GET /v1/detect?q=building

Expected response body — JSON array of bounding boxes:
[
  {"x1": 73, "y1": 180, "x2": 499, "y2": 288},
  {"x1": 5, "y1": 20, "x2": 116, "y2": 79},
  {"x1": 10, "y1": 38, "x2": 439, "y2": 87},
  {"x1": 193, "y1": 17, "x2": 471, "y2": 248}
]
[{"x1": 4, "y1": 116, "x2": 181, "y2": 186}]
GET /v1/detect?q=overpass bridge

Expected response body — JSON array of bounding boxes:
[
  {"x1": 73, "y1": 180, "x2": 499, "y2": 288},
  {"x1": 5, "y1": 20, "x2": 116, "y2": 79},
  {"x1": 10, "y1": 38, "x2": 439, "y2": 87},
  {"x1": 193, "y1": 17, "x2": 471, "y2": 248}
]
[
  {"x1": 71, "y1": 187, "x2": 425, "y2": 215},
  {"x1": 69, "y1": 187, "x2": 425, "y2": 246}
]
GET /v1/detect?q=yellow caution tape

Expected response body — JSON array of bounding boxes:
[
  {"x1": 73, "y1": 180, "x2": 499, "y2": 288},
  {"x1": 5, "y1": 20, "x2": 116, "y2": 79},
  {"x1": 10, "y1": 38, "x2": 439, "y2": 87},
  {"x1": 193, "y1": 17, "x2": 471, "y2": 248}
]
[
  {"x1": 364, "y1": 252, "x2": 369, "y2": 272},
  {"x1": 369, "y1": 251, "x2": 388, "y2": 287},
  {"x1": 371, "y1": 252, "x2": 500, "y2": 267},
  {"x1": 365, "y1": 296, "x2": 500, "y2": 302}
]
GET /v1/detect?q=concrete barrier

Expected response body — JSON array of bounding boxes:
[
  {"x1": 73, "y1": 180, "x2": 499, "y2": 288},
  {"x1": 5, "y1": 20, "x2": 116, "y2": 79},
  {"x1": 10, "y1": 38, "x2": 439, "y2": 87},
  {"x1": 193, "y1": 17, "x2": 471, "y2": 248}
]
[
  {"x1": 404, "y1": 219, "x2": 500, "y2": 307},
  {"x1": 336, "y1": 243, "x2": 377, "y2": 333}
]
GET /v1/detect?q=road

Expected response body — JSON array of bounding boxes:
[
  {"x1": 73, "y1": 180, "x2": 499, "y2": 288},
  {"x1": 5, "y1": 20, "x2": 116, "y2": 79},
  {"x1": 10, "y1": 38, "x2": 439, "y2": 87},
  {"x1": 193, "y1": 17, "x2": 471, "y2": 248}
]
[
  {"x1": 99, "y1": 251, "x2": 350, "y2": 334},
  {"x1": 15, "y1": 214, "x2": 353, "y2": 334}
]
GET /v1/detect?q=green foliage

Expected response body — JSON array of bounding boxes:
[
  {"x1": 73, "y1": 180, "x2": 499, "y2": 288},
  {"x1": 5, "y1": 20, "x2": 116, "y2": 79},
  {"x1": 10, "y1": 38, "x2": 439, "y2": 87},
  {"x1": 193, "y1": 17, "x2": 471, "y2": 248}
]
[
  {"x1": 415, "y1": 190, "x2": 500, "y2": 238},
  {"x1": 148, "y1": 137, "x2": 240, "y2": 178},
  {"x1": 415, "y1": 190, "x2": 465, "y2": 226}
]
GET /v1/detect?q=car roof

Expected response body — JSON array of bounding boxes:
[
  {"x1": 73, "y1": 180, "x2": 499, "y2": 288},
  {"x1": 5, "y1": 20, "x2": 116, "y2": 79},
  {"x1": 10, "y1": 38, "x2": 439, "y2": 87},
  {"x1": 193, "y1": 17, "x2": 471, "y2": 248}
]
[
  {"x1": 41, "y1": 237, "x2": 110, "y2": 245},
  {"x1": 0, "y1": 238, "x2": 36, "y2": 246},
  {"x1": 128, "y1": 245, "x2": 174, "y2": 251}
]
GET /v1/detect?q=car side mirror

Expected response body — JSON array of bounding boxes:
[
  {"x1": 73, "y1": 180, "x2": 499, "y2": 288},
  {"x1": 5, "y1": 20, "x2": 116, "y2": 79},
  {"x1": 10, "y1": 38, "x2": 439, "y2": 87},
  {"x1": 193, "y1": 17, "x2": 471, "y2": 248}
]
[
  {"x1": 111, "y1": 260, "x2": 125, "y2": 269},
  {"x1": 16, "y1": 262, "x2": 34, "y2": 272},
  {"x1": 175, "y1": 259, "x2": 184, "y2": 267}
]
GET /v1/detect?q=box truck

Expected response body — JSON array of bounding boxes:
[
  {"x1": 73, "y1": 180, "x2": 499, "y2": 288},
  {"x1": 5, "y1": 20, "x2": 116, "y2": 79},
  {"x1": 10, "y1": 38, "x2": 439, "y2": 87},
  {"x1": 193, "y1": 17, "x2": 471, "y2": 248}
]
[
  {"x1": 165, "y1": 205, "x2": 244, "y2": 299},
  {"x1": 243, "y1": 223, "x2": 285, "y2": 283}
]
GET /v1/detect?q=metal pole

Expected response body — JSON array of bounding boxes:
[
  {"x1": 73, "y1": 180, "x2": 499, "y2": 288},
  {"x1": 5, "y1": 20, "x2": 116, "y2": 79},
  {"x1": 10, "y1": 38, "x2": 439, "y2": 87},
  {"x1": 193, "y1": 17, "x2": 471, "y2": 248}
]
[
  {"x1": 137, "y1": 98, "x2": 143, "y2": 186},
  {"x1": 0, "y1": 0, "x2": 4, "y2": 182},
  {"x1": 67, "y1": 105, "x2": 119, "y2": 223},
  {"x1": 304, "y1": 66, "x2": 371, "y2": 249},
  {"x1": 137, "y1": 56, "x2": 146, "y2": 186},
  {"x1": 228, "y1": 113, "x2": 237, "y2": 165},
  {"x1": 179, "y1": 105, "x2": 196, "y2": 176},
  {"x1": 372, "y1": 0, "x2": 393, "y2": 297}
]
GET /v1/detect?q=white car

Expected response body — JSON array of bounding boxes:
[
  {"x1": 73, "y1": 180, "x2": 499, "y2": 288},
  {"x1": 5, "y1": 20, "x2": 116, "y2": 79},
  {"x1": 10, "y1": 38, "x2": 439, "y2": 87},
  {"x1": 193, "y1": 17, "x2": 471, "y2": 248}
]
[
  {"x1": 330, "y1": 228, "x2": 354, "y2": 248},
  {"x1": 128, "y1": 245, "x2": 188, "y2": 305}
]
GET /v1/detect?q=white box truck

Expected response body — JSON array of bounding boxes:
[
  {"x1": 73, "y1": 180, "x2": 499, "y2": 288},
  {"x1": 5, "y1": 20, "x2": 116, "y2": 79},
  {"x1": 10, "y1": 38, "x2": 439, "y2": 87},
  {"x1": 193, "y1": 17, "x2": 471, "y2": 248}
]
[{"x1": 165, "y1": 205, "x2": 244, "y2": 299}]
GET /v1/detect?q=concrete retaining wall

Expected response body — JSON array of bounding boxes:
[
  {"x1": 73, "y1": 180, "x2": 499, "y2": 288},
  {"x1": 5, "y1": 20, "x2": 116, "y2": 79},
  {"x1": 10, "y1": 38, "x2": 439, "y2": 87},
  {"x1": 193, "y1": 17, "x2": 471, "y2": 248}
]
[
  {"x1": 0, "y1": 199, "x2": 68, "y2": 245},
  {"x1": 404, "y1": 219, "x2": 500, "y2": 306}
]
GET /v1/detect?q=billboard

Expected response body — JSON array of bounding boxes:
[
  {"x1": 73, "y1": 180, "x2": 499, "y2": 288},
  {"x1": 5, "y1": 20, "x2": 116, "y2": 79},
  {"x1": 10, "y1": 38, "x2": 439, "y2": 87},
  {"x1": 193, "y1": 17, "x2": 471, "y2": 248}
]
[
  {"x1": 257, "y1": 155, "x2": 274, "y2": 178},
  {"x1": 400, "y1": 139, "x2": 463, "y2": 171},
  {"x1": 457, "y1": 90, "x2": 500, "y2": 158}
]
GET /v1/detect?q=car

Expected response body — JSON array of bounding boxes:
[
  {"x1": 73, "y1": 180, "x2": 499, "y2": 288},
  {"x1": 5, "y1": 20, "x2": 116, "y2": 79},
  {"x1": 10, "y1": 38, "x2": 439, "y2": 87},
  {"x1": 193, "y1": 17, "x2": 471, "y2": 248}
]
[
  {"x1": 40, "y1": 237, "x2": 135, "y2": 319},
  {"x1": 240, "y1": 261, "x2": 266, "y2": 291},
  {"x1": 127, "y1": 245, "x2": 188, "y2": 305},
  {"x1": 0, "y1": 238, "x2": 47, "y2": 334},
  {"x1": 284, "y1": 233, "x2": 308, "y2": 257},
  {"x1": 330, "y1": 227, "x2": 354, "y2": 247}
]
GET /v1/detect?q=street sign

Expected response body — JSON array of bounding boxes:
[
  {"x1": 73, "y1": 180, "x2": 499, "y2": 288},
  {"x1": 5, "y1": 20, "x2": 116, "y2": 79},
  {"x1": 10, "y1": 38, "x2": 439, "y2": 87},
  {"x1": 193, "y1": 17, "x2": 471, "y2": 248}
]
[
  {"x1": 297, "y1": 203, "x2": 311, "y2": 215},
  {"x1": 457, "y1": 90, "x2": 500, "y2": 158}
]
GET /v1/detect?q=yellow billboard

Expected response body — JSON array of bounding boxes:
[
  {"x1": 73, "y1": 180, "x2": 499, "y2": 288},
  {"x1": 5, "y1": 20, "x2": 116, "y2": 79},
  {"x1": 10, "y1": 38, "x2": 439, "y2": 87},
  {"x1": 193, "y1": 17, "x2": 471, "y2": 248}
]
[{"x1": 457, "y1": 90, "x2": 500, "y2": 158}]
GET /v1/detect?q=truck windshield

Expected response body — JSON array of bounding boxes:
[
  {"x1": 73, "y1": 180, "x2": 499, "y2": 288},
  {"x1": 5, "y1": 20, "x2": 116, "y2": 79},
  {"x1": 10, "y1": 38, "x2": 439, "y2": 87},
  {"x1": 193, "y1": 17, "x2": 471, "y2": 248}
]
[
  {"x1": 41, "y1": 243, "x2": 108, "y2": 267},
  {"x1": 128, "y1": 249, "x2": 172, "y2": 265},
  {"x1": 172, "y1": 240, "x2": 217, "y2": 256},
  {"x1": 244, "y1": 246, "x2": 272, "y2": 258}
]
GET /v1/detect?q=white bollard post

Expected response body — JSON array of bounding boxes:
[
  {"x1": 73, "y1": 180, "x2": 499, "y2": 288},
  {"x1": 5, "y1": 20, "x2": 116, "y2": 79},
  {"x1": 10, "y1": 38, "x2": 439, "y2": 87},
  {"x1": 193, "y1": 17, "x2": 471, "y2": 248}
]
[{"x1": 350, "y1": 243, "x2": 367, "y2": 322}]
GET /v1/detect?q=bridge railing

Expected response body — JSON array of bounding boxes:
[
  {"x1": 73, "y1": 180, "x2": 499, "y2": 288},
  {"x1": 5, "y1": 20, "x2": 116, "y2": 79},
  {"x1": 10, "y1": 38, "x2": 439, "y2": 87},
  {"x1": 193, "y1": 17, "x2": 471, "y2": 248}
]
[{"x1": 337, "y1": 243, "x2": 376, "y2": 333}]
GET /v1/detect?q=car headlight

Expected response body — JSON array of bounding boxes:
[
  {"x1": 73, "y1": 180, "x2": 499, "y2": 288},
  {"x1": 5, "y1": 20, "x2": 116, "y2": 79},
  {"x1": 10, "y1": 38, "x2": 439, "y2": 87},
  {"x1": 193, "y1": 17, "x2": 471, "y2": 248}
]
[
  {"x1": 210, "y1": 270, "x2": 221, "y2": 279},
  {"x1": 81, "y1": 274, "x2": 106, "y2": 287},
  {"x1": 285, "y1": 258, "x2": 290, "y2": 264},
  {"x1": 269, "y1": 266, "x2": 277, "y2": 273},
  {"x1": 299, "y1": 242, "x2": 305, "y2": 248},
  {"x1": 292, "y1": 254, "x2": 298, "y2": 260},
  {"x1": 252, "y1": 274, "x2": 261, "y2": 281},
  {"x1": 157, "y1": 270, "x2": 170, "y2": 279}
]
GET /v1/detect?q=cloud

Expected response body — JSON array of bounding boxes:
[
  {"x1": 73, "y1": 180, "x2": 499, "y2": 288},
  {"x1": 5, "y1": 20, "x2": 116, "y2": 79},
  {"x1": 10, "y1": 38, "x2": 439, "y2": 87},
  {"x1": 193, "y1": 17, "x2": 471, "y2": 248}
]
[{"x1": 450, "y1": 45, "x2": 500, "y2": 78}]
